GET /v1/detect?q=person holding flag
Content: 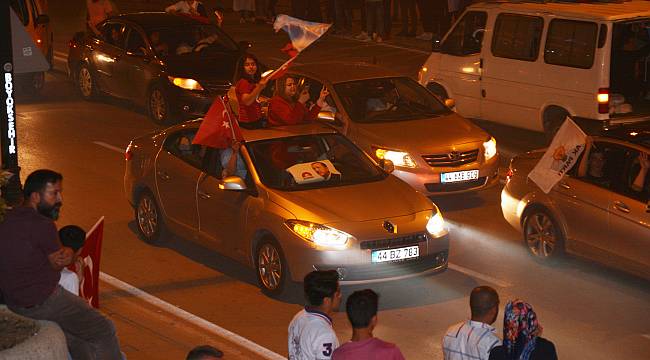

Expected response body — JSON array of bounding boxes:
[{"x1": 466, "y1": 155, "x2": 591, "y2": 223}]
[
  {"x1": 268, "y1": 75, "x2": 329, "y2": 126},
  {"x1": 233, "y1": 54, "x2": 268, "y2": 130}
]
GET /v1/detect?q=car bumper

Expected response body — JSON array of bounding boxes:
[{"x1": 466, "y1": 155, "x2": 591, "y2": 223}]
[
  {"x1": 393, "y1": 155, "x2": 500, "y2": 195},
  {"x1": 500, "y1": 184, "x2": 523, "y2": 232},
  {"x1": 284, "y1": 233, "x2": 450, "y2": 283}
]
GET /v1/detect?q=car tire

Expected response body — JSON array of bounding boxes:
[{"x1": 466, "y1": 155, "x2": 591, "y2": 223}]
[
  {"x1": 135, "y1": 190, "x2": 166, "y2": 244},
  {"x1": 148, "y1": 84, "x2": 173, "y2": 125},
  {"x1": 543, "y1": 107, "x2": 569, "y2": 143},
  {"x1": 523, "y1": 208, "x2": 564, "y2": 261},
  {"x1": 78, "y1": 64, "x2": 97, "y2": 100},
  {"x1": 255, "y1": 239, "x2": 287, "y2": 296}
]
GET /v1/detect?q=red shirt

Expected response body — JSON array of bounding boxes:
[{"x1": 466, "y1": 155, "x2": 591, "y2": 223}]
[
  {"x1": 235, "y1": 78, "x2": 262, "y2": 123},
  {"x1": 268, "y1": 96, "x2": 320, "y2": 126},
  {"x1": 0, "y1": 207, "x2": 61, "y2": 307},
  {"x1": 332, "y1": 338, "x2": 405, "y2": 360}
]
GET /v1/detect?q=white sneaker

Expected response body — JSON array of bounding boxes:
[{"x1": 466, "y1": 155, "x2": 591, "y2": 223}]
[
  {"x1": 355, "y1": 32, "x2": 371, "y2": 41},
  {"x1": 416, "y1": 32, "x2": 433, "y2": 41}
]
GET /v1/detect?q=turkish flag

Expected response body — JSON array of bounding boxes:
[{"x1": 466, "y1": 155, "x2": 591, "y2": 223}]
[
  {"x1": 71, "y1": 217, "x2": 104, "y2": 308},
  {"x1": 192, "y1": 96, "x2": 243, "y2": 149}
]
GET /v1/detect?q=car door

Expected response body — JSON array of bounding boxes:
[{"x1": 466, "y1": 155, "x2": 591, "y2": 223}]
[
  {"x1": 121, "y1": 25, "x2": 154, "y2": 100},
  {"x1": 436, "y1": 10, "x2": 487, "y2": 118},
  {"x1": 155, "y1": 129, "x2": 204, "y2": 239},
  {"x1": 605, "y1": 146, "x2": 650, "y2": 277},
  {"x1": 92, "y1": 21, "x2": 126, "y2": 96},
  {"x1": 196, "y1": 148, "x2": 253, "y2": 260}
]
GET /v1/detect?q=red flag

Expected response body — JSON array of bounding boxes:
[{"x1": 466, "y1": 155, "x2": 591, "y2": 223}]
[
  {"x1": 281, "y1": 42, "x2": 298, "y2": 58},
  {"x1": 75, "y1": 217, "x2": 104, "y2": 308},
  {"x1": 193, "y1": 96, "x2": 243, "y2": 149}
]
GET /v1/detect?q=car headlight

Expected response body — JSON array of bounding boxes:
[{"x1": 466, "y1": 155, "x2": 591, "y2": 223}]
[
  {"x1": 286, "y1": 220, "x2": 353, "y2": 250},
  {"x1": 374, "y1": 148, "x2": 417, "y2": 168},
  {"x1": 426, "y1": 211, "x2": 446, "y2": 237},
  {"x1": 483, "y1": 136, "x2": 497, "y2": 161},
  {"x1": 168, "y1": 76, "x2": 204, "y2": 91}
]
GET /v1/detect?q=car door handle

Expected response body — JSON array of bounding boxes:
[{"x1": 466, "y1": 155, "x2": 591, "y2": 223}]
[
  {"x1": 156, "y1": 170, "x2": 170, "y2": 181},
  {"x1": 198, "y1": 190, "x2": 212, "y2": 200},
  {"x1": 558, "y1": 181, "x2": 571, "y2": 190},
  {"x1": 613, "y1": 201, "x2": 630, "y2": 213}
]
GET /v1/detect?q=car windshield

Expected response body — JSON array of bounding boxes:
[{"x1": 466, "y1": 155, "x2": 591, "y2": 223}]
[
  {"x1": 149, "y1": 24, "x2": 238, "y2": 57},
  {"x1": 334, "y1": 77, "x2": 451, "y2": 123},
  {"x1": 247, "y1": 134, "x2": 387, "y2": 191}
]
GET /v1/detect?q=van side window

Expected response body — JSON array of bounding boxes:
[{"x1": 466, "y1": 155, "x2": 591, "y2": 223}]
[
  {"x1": 10, "y1": 0, "x2": 29, "y2": 25},
  {"x1": 491, "y1": 14, "x2": 543, "y2": 61},
  {"x1": 545, "y1": 19, "x2": 598, "y2": 69},
  {"x1": 441, "y1": 11, "x2": 487, "y2": 56}
]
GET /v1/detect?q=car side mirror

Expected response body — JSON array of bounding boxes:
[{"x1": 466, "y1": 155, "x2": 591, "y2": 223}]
[
  {"x1": 379, "y1": 159, "x2": 395, "y2": 174},
  {"x1": 35, "y1": 14, "x2": 50, "y2": 25},
  {"x1": 318, "y1": 111, "x2": 343, "y2": 126},
  {"x1": 444, "y1": 98, "x2": 455, "y2": 108},
  {"x1": 219, "y1": 176, "x2": 247, "y2": 191},
  {"x1": 238, "y1": 40, "x2": 252, "y2": 51},
  {"x1": 431, "y1": 35, "x2": 442, "y2": 52}
]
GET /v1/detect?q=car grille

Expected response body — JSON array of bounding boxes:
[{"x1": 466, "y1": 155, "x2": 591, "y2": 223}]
[
  {"x1": 315, "y1": 251, "x2": 448, "y2": 281},
  {"x1": 359, "y1": 233, "x2": 428, "y2": 250},
  {"x1": 425, "y1": 177, "x2": 487, "y2": 192},
  {"x1": 422, "y1": 149, "x2": 479, "y2": 167},
  {"x1": 200, "y1": 80, "x2": 231, "y2": 94}
]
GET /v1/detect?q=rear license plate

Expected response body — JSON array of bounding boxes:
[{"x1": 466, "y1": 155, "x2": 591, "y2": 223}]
[
  {"x1": 371, "y1": 246, "x2": 419, "y2": 263},
  {"x1": 441, "y1": 170, "x2": 479, "y2": 183}
]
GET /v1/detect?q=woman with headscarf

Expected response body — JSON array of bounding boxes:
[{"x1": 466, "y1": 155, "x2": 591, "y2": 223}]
[
  {"x1": 268, "y1": 75, "x2": 329, "y2": 126},
  {"x1": 233, "y1": 53, "x2": 268, "y2": 129},
  {"x1": 489, "y1": 300, "x2": 557, "y2": 360}
]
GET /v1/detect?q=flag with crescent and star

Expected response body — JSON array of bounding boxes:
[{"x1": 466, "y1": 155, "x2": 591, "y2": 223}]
[{"x1": 192, "y1": 96, "x2": 243, "y2": 149}]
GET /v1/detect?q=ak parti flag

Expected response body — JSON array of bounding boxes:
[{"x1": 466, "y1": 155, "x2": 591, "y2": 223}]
[
  {"x1": 77, "y1": 216, "x2": 104, "y2": 308},
  {"x1": 193, "y1": 96, "x2": 243, "y2": 149}
]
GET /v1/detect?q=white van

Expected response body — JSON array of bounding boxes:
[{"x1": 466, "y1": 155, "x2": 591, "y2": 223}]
[{"x1": 418, "y1": 1, "x2": 650, "y2": 138}]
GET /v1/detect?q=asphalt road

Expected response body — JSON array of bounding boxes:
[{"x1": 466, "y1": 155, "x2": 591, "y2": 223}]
[{"x1": 8, "y1": 2, "x2": 650, "y2": 359}]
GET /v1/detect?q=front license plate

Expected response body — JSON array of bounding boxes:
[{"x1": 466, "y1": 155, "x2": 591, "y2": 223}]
[
  {"x1": 371, "y1": 246, "x2": 419, "y2": 263},
  {"x1": 441, "y1": 170, "x2": 479, "y2": 183}
]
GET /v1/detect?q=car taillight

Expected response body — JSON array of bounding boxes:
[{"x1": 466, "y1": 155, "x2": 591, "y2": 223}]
[
  {"x1": 125, "y1": 143, "x2": 134, "y2": 161},
  {"x1": 597, "y1": 88, "x2": 609, "y2": 114},
  {"x1": 505, "y1": 167, "x2": 514, "y2": 183}
]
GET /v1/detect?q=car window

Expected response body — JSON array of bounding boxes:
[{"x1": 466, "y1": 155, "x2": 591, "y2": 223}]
[
  {"x1": 491, "y1": 13, "x2": 543, "y2": 61},
  {"x1": 618, "y1": 148, "x2": 650, "y2": 203},
  {"x1": 545, "y1": 19, "x2": 598, "y2": 69},
  {"x1": 152, "y1": 24, "x2": 238, "y2": 57},
  {"x1": 578, "y1": 141, "x2": 629, "y2": 192},
  {"x1": 441, "y1": 11, "x2": 487, "y2": 56},
  {"x1": 247, "y1": 134, "x2": 387, "y2": 191},
  {"x1": 10, "y1": 0, "x2": 29, "y2": 26},
  {"x1": 296, "y1": 77, "x2": 337, "y2": 113},
  {"x1": 163, "y1": 129, "x2": 205, "y2": 169},
  {"x1": 101, "y1": 22, "x2": 125, "y2": 49},
  {"x1": 124, "y1": 26, "x2": 147, "y2": 55},
  {"x1": 334, "y1": 77, "x2": 450, "y2": 123}
]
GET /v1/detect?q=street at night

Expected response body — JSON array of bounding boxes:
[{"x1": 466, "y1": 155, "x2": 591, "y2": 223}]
[{"x1": 2, "y1": 1, "x2": 649, "y2": 359}]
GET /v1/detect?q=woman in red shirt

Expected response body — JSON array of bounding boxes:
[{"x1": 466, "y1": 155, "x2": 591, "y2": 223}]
[
  {"x1": 234, "y1": 54, "x2": 268, "y2": 129},
  {"x1": 268, "y1": 75, "x2": 329, "y2": 126}
]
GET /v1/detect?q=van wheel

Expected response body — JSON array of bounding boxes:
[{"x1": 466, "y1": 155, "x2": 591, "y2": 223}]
[
  {"x1": 255, "y1": 240, "x2": 287, "y2": 296},
  {"x1": 543, "y1": 107, "x2": 569, "y2": 143},
  {"x1": 523, "y1": 208, "x2": 564, "y2": 261}
]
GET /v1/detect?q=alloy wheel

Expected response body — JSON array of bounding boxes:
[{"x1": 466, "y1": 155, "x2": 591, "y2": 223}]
[
  {"x1": 79, "y1": 67, "x2": 93, "y2": 98},
  {"x1": 525, "y1": 212, "x2": 557, "y2": 258},
  {"x1": 257, "y1": 243, "x2": 283, "y2": 291},
  {"x1": 149, "y1": 89, "x2": 167, "y2": 123},
  {"x1": 137, "y1": 195, "x2": 158, "y2": 239}
]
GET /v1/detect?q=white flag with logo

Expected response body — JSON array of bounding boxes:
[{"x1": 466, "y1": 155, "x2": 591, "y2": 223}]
[{"x1": 528, "y1": 117, "x2": 587, "y2": 194}]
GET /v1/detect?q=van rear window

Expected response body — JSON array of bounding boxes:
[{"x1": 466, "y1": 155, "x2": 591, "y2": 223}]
[
  {"x1": 491, "y1": 13, "x2": 543, "y2": 61},
  {"x1": 545, "y1": 19, "x2": 598, "y2": 69}
]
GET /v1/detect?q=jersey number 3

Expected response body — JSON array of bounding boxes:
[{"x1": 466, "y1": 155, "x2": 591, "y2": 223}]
[{"x1": 322, "y1": 343, "x2": 333, "y2": 357}]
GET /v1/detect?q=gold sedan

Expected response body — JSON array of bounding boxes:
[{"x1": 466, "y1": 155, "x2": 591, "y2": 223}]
[{"x1": 124, "y1": 122, "x2": 450, "y2": 294}]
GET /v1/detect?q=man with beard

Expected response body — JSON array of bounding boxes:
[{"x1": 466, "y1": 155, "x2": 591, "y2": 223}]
[{"x1": 0, "y1": 169, "x2": 123, "y2": 359}]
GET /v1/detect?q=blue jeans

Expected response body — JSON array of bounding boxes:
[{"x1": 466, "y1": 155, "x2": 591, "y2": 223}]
[{"x1": 365, "y1": 1, "x2": 384, "y2": 37}]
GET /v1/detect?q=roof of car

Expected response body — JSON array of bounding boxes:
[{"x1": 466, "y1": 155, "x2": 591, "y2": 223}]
[
  {"x1": 113, "y1": 12, "x2": 205, "y2": 28},
  {"x1": 288, "y1": 62, "x2": 402, "y2": 84},
  {"x1": 182, "y1": 120, "x2": 337, "y2": 142},
  {"x1": 601, "y1": 121, "x2": 650, "y2": 147},
  {"x1": 471, "y1": 1, "x2": 650, "y2": 21}
]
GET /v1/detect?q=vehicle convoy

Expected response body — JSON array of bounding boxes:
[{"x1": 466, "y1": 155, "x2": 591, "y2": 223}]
[
  {"x1": 263, "y1": 63, "x2": 499, "y2": 195},
  {"x1": 501, "y1": 121, "x2": 650, "y2": 279},
  {"x1": 10, "y1": 0, "x2": 52, "y2": 94},
  {"x1": 67, "y1": 12, "x2": 249, "y2": 125},
  {"x1": 419, "y1": 1, "x2": 650, "y2": 138},
  {"x1": 124, "y1": 122, "x2": 450, "y2": 294}
]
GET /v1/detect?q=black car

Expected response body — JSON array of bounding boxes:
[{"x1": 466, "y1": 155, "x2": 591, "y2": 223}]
[{"x1": 68, "y1": 12, "x2": 249, "y2": 124}]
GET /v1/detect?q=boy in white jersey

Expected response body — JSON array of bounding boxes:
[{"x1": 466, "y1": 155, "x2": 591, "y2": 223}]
[{"x1": 288, "y1": 270, "x2": 342, "y2": 360}]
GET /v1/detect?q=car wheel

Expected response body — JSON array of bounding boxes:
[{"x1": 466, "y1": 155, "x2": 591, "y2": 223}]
[
  {"x1": 255, "y1": 240, "x2": 287, "y2": 295},
  {"x1": 523, "y1": 208, "x2": 564, "y2": 260},
  {"x1": 148, "y1": 85, "x2": 172, "y2": 125},
  {"x1": 78, "y1": 64, "x2": 96, "y2": 100},
  {"x1": 135, "y1": 190, "x2": 165, "y2": 244}
]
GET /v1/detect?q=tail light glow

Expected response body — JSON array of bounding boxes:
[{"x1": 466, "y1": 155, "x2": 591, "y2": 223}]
[{"x1": 597, "y1": 88, "x2": 609, "y2": 114}]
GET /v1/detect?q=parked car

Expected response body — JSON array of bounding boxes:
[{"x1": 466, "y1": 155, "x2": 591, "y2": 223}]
[
  {"x1": 124, "y1": 122, "x2": 450, "y2": 294},
  {"x1": 261, "y1": 63, "x2": 499, "y2": 195},
  {"x1": 419, "y1": 1, "x2": 650, "y2": 138},
  {"x1": 501, "y1": 121, "x2": 650, "y2": 279},
  {"x1": 68, "y1": 12, "x2": 249, "y2": 124},
  {"x1": 11, "y1": 0, "x2": 52, "y2": 94}
]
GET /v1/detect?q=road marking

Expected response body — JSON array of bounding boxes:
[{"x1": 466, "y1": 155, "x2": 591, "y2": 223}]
[
  {"x1": 53, "y1": 54, "x2": 68, "y2": 63},
  {"x1": 93, "y1": 141, "x2": 124, "y2": 153},
  {"x1": 100, "y1": 272, "x2": 286, "y2": 360},
  {"x1": 54, "y1": 50, "x2": 68, "y2": 59},
  {"x1": 448, "y1": 263, "x2": 513, "y2": 288},
  {"x1": 332, "y1": 34, "x2": 430, "y2": 54}
]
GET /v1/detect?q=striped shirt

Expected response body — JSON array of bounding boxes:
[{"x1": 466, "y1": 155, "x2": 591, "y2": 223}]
[
  {"x1": 288, "y1": 307, "x2": 339, "y2": 360},
  {"x1": 442, "y1": 320, "x2": 501, "y2": 360}
]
